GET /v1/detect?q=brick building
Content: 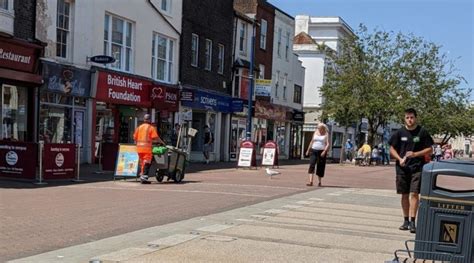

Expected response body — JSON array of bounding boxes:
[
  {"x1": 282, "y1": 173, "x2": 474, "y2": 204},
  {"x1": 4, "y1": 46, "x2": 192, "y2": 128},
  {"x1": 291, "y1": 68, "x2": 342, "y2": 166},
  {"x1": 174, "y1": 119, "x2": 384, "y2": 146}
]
[{"x1": 179, "y1": 0, "x2": 235, "y2": 162}]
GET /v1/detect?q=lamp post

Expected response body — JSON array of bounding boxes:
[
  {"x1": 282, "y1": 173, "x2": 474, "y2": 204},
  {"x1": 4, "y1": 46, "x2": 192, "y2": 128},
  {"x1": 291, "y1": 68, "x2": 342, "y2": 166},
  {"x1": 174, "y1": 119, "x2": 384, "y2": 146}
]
[{"x1": 246, "y1": 20, "x2": 257, "y2": 140}]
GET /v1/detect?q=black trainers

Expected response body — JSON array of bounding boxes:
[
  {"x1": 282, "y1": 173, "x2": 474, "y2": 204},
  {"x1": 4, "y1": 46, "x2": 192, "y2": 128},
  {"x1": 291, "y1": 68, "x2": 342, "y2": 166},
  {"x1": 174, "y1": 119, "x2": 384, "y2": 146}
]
[
  {"x1": 409, "y1": 221, "x2": 416, "y2": 233},
  {"x1": 399, "y1": 221, "x2": 410, "y2": 231}
]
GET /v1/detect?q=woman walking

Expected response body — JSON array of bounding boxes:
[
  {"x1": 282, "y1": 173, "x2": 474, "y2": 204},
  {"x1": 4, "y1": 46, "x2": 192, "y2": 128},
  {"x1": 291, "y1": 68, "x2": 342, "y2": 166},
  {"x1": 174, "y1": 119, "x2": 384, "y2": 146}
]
[{"x1": 305, "y1": 123, "x2": 329, "y2": 186}]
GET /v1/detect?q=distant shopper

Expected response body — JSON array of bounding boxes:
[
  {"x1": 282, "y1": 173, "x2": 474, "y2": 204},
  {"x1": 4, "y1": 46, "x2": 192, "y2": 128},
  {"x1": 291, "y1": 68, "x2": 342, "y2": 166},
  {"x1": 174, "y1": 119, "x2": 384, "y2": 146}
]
[
  {"x1": 305, "y1": 123, "x2": 329, "y2": 187},
  {"x1": 133, "y1": 114, "x2": 166, "y2": 184},
  {"x1": 345, "y1": 139, "x2": 353, "y2": 162},
  {"x1": 358, "y1": 142, "x2": 371, "y2": 166},
  {"x1": 203, "y1": 125, "x2": 213, "y2": 164},
  {"x1": 434, "y1": 145, "x2": 442, "y2": 161},
  {"x1": 389, "y1": 108, "x2": 433, "y2": 233}
]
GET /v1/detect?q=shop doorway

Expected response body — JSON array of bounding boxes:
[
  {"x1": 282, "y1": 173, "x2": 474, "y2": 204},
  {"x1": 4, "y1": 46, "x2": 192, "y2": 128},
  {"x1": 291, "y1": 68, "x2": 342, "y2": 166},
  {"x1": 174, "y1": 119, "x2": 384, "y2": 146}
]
[
  {"x1": 73, "y1": 110, "x2": 85, "y2": 160},
  {"x1": 230, "y1": 118, "x2": 246, "y2": 161}
]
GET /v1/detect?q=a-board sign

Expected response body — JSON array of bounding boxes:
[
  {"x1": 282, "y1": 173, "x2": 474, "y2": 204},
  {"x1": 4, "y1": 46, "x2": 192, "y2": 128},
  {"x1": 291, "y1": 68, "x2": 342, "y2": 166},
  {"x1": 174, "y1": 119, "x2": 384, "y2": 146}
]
[
  {"x1": 115, "y1": 144, "x2": 139, "y2": 177},
  {"x1": 237, "y1": 140, "x2": 256, "y2": 167},
  {"x1": 43, "y1": 143, "x2": 76, "y2": 179},
  {"x1": 262, "y1": 140, "x2": 279, "y2": 166}
]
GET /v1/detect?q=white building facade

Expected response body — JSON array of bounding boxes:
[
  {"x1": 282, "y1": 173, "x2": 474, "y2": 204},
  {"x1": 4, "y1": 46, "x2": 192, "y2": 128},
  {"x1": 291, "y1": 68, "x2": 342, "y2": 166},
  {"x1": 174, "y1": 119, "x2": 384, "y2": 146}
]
[{"x1": 35, "y1": 0, "x2": 182, "y2": 166}]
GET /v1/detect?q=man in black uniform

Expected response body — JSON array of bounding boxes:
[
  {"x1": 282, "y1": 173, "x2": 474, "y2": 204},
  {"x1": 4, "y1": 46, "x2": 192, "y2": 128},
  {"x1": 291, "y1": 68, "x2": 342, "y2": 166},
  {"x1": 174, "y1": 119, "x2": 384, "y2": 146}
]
[{"x1": 389, "y1": 108, "x2": 434, "y2": 233}]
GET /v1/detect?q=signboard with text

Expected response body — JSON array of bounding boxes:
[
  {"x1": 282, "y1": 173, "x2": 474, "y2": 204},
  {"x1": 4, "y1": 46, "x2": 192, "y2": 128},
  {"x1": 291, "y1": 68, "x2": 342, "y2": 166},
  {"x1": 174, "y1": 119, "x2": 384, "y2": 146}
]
[
  {"x1": 95, "y1": 70, "x2": 151, "y2": 107},
  {"x1": 181, "y1": 89, "x2": 232, "y2": 113},
  {"x1": 0, "y1": 141, "x2": 37, "y2": 179},
  {"x1": 114, "y1": 144, "x2": 139, "y2": 177},
  {"x1": 0, "y1": 38, "x2": 40, "y2": 73},
  {"x1": 237, "y1": 140, "x2": 256, "y2": 168},
  {"x1": 255, "y1": 79, "x2": 272, "y2": 97},
  {"x1": 151, "y1": 85, "x2": 179, "y2": 111},
  {"x1": 261, "y1": 140, "x2": 279, "y2": 166},
  {"x1": 43, "y1": 144, "x2": 76, "y2": 179},
  {"x1": 42, "y1": 61, "x2": 91, "y2": 97}
]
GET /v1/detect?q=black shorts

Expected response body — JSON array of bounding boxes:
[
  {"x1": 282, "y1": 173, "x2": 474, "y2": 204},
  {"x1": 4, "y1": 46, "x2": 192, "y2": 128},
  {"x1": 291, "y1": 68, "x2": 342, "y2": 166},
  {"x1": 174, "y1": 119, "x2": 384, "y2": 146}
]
[{"x1": 395, "y1": 166, "x2": 422, "y2": 194}]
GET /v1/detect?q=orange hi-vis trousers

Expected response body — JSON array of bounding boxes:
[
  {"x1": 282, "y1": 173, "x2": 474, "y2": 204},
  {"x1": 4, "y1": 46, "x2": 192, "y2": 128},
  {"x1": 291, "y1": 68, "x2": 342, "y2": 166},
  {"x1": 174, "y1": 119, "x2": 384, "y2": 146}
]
[{"x1": 138, "y1": 152, "x2": 153, "y2": 175}]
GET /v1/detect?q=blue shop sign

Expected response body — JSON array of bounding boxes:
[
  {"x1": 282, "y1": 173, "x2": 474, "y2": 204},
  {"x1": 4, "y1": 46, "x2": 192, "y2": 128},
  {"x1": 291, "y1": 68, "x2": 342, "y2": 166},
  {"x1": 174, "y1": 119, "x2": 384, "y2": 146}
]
[
  {"x1": 42, "y1": 61, "x2": 91, "y2": 97},
  {"x1": 182, "y1": 89, "x2": 232, "y2": 113},
  {"x1": 231, "y1": 98, "x2": 244, "y2": 113}
]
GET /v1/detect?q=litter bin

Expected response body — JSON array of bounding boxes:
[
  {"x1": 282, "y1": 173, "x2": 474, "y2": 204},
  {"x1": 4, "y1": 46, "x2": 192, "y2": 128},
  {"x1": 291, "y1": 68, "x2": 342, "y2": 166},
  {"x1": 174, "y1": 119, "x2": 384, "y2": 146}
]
[{"x1": 415, "y1": 160, "x2": 474, "y2": 263}]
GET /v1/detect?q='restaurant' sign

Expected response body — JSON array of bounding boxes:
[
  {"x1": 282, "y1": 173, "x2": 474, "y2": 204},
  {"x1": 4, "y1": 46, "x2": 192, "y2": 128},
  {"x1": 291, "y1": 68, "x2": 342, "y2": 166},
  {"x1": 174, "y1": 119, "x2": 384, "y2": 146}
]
[
  {"x1": 0, "y1": 39, "x2": 39, "y2": 73},
  {"x1": 95, "y1": 70, "x2": 151, "y2": 107}
]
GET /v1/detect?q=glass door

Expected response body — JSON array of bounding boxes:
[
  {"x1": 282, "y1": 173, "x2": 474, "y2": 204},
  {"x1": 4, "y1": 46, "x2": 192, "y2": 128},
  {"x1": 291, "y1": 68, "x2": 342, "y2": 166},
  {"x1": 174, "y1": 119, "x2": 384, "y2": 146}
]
[{"x1": 74, "y1": 110, "x2": 85, "y2": 162}]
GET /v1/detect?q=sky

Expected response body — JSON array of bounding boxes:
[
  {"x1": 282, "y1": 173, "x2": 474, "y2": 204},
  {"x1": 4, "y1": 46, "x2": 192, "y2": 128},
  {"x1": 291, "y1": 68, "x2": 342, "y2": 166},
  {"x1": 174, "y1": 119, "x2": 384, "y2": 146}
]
[{"x1": 269, "y1": 0, "x2": 474, "y2": 100}]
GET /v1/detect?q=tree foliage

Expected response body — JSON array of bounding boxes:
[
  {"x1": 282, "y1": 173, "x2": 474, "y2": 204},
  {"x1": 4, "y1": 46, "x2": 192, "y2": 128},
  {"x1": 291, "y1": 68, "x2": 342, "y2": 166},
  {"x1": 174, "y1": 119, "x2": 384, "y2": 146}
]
[{"x1": 320, "y1": 25, "x2": 472, "y2": 149}]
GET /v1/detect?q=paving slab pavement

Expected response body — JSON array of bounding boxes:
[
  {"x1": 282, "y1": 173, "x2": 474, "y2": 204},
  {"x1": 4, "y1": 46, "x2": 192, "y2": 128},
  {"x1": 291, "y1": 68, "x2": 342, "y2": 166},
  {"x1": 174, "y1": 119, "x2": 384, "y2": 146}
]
[{"x1": 10, "y1": 187, "x2": 413, "y2": 263}]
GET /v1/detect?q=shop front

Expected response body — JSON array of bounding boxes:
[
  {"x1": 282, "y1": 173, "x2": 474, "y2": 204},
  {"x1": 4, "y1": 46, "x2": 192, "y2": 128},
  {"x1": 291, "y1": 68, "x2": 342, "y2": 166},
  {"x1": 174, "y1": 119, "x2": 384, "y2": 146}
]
[
  {"x1": 0, "y1": 36, "x2": 43, "y2": 142},
  {"x1": 92, "y1": 68, "x2": 151, "y2": 170},
  {"x1": 254, "y1": 100, "x2": 291, "y2": 159},
  {"x1": 39, "y1": 60, "x2": 91, "y2": 163},
  {"x1": 181, "y1": 88, "x2": 232, "y2": 162},
  {"x1": 289, "y1": 110, "x2": 304, "y2": 159},
  {"x1": 151, "y1": 84, "x2": 180, "y2": 146},
  {"x1": 229, "y1": 98, "x2": 246, "y2": 161}
]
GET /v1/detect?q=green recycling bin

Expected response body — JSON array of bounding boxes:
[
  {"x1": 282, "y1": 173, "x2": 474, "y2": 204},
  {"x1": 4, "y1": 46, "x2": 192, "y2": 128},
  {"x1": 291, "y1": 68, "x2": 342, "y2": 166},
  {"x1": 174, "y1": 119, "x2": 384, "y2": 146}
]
[{"x1": 415, "y1": 160, "x2": 474, "y2": 263}]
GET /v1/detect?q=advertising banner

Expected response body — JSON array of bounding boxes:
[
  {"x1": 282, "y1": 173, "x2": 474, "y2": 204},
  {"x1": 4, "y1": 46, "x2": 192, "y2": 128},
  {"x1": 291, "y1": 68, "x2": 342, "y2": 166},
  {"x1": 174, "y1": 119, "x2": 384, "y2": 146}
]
[
  {"x1": 255, "y1": 100, "x2": 287, "y2": 121},
  {"x1": 42, "y1": 61, "x2": 91, "y2": 97},
  {"x1": 261, "y1": 140, "x2": 279, "y2": 166},
  {"x1": 181, "y1": 89, "x2": 232, "y2": 113},
  {"x1": 255, "y1": 79, "x2": 272, "y2": 97},
  {"x1": 237, "y1": 140, "x2": 256, "y2": 168},
  {"x1": 95, "y1": 70, "x2": 151, "y2": 107},
  {"x1": 0, "y1": 141, "x2": 37, "y2": 179},
  {"x1": 43, "y1": 144, "x2": 76, "y2": 179},
  {"x1": 151, "y1": 85, "x2": 179, "y2": 111},
  {"x1": 114, "y1": 144, "x2": 139, "y2": 177}
]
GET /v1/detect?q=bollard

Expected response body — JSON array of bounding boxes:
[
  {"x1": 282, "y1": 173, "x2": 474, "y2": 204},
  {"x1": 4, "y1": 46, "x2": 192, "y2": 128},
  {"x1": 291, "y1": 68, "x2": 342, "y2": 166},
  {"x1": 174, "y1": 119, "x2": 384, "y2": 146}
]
[
  {"x1": 72, "y1": 144, "x2": 84, "y2": 182},
  {"x1": 34, "y1": 141, "x2": 47, "y2": 185}
]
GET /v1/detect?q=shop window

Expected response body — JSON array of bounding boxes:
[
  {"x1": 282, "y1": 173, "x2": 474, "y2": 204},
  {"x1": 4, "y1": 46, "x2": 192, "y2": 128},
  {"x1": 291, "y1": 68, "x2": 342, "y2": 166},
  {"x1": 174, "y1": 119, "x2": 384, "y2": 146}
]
[
  {"x1": 205, "y1": 39, "x2": 212, "y2": 71},
  {"x1": 1, "y1": 85, "x2": 28, "y2": 141},
  {"x1": 277, "y1": 123, "x2": 286, "y2": 154},
  {"x1": 56, "y1": 0, "x2": 71, "y2": 58},
  {"x1": 104, "y1": 14, "x2": 133, "y2": 72},
  {"x1": 191, "y1": 33, "x2": 199, "y2": 67},
  {"x1": 332, "y1": 132, "x2": 343, "y2": 147},
  {"x1": 95, "y1": 102, "x2": 115, "y2": 143},
  {"x1": 152, "y1": 33, "x2": 174, "y2": 83},
  {"x1": 39, "y1": 105, "x2": 72, "y2": 143}
]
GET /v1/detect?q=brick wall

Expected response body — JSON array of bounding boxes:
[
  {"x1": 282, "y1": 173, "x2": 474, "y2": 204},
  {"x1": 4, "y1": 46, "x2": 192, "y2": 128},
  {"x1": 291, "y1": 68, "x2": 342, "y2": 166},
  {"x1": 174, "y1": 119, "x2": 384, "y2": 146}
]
[
  {"x1": 180, "y1": 0, "x2": 234, "y2": 95},
  {"x1": 14, "y1": 0, "x2": 36, "y2": 40}
]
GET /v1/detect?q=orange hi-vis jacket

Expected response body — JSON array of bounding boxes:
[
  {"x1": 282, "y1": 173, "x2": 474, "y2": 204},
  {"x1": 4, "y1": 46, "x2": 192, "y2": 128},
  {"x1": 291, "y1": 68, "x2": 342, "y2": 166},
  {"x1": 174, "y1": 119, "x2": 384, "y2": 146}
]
[{"x1": 133, "y1": 123, "x2": 159, "y2": 154}]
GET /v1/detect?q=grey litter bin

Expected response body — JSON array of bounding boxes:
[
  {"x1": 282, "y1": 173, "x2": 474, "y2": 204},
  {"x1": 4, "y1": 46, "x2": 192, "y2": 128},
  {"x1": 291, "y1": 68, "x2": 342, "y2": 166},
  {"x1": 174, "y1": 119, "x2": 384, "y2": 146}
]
[{"x1": 415, "y1": 160, "x2": 474, "y2": 263}]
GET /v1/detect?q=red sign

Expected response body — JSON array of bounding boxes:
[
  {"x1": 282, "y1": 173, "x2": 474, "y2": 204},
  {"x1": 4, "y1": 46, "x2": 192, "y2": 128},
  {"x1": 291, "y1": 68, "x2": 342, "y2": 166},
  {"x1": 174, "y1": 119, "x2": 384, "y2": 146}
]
[
  {"x1": 151, "y1": 85, "x2": 179, "y2": 111},
  {"x1": 255, "y1": 100, "x2": 287, "y2": 121},
  {"x1": 237, "y1": 140, "x2": 257, "y2": 167},
  {"x1": 0, "y1": 141, "x2": 37, "y2": 179},
  {"x1": 240, "y1": 69, "x2": 250, "y2": 99},
  {"x1": 95, "y1": 70, "x2": 151, "y2": 107},
  {"x1": 0, "y1": 38, "x2": 39, "y2": 73},
  {"x1": 43, "y1": 144, "x2": 76, "y2": 179}
]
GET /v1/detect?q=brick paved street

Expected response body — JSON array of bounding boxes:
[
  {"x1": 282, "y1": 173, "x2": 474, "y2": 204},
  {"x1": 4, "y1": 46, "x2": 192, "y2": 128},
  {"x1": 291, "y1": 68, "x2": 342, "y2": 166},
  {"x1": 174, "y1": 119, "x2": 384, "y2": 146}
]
[{"x1": 1, "y1": 161, "x2": 396, "y2": 261}]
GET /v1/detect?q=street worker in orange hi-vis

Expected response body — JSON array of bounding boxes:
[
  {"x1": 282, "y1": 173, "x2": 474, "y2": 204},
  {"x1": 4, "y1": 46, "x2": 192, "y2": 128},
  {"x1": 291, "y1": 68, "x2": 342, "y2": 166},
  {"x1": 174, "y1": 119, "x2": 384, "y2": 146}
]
[{"x1": 133, "y1": 114, "x2": 165, "y2": 184}]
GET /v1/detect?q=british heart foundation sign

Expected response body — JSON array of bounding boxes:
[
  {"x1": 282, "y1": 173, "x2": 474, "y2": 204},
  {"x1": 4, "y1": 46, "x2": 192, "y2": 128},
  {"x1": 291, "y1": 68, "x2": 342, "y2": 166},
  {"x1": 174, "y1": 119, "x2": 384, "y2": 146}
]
[
  {"x1": 0, "y1": 141, "x2": 37, "y2": 179},
  {"x1": 43, "y1": 144, "x2": 76, "y2": 179}
]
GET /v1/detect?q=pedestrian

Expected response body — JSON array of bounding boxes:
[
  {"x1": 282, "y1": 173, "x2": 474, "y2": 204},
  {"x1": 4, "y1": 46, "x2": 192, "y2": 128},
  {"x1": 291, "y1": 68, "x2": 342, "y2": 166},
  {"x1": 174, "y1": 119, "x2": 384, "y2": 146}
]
[
  {"x1": 345, "y1": 139, "x2": 353, "y2": 162},
  {"x1": 434, "y1": 145, "x2": 442, "y2": 161},
  {"x1": 358, "y1": 142, "x2": 371, "y2": 166},
  {"x1": 305, "y1": 123, "x2": 329, "y2": 187},
  {"x1": 170, "y1": 123, "x2": 180, "y2": 147},
  {"x1": 443, "y1": 144, "x2": 453, "y2": 160},
  {"x1": 371, "y1": 145, "x2": 380, "y2": 165},
  {"x1": 383, "y1": 143, "x2": 391, "y2": 165},
  {"x1": 133, "y1": 114, "x2": 166, "y2": 184},
  {"x1": 203, "y1": 125, "x2": 213, "y2": 164},
  {"x1": 389, "y1": 108, "x2": 434, "y2": 233}
]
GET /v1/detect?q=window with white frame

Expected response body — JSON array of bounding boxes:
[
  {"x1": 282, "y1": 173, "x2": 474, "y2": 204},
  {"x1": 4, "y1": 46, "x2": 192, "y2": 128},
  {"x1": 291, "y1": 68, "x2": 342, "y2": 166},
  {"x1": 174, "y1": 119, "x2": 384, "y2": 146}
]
[
  {"x1": 275, "y1": 70, "x2": 280, "y2": 97},
  {"x1": 239, "y1": 21, "x2": 247, "y2": 54},
  {"x1": 104, "y1": 14, "x2": 133, "y2": 72},
  {"x1": 258, "y1": 64, "x2": 265, "y2": 79},
  {"x1": 152, "y1": 34, "x2": 174, "y2": 82},
  {"x1": 161, "y1": 0, "x2": 171, "y2": 13},
  {"x1": 191, "y1": 33, "x2": 199, "y2": 67},
  {"x1": 56, "y1": 0, "x2": 71, "y2": 58},
  {"x1": 217, "y1": 44, "x2": 224, "y2": 74},
  {"x1": 285, "y1": 31, "x2": 290, "y2": 60},
  {"x1": 205, "y1": 39, "x2": 212, "y2": 71},
  {"x1": 277, "y1": 28, "x2": 282, "y2": 57},
  {"x1": 283, "y1": 73, "x2": 288, "y2": 99},
  {"x1": 260, "y1": 19, "x2": 267, "y2": 49},
  {"x1": 0, "y1": 0, "x2": 9, "y2": 10}
]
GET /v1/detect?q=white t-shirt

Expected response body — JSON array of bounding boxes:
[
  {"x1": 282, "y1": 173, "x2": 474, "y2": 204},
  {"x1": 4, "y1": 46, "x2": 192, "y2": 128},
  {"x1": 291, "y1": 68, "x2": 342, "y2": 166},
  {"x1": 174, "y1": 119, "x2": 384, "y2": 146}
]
[{"x1": 311, "y1": 134, "x2": 327, "y2": 150}]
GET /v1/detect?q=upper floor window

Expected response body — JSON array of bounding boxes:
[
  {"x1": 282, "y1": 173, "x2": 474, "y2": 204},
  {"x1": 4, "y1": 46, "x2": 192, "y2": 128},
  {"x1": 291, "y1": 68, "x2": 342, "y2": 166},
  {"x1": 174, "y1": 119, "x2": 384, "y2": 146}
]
[
  {"x1": 104, "y1": 14, "x2": 133, "y2": 72},
  {"x1": 275, "y1": 70, "x2": 280, "y2": 97},
  {"x1": 152, "y1": 34, "x2": 174, "y2": 83},
  {"x1": 161, "y1": 0, "x2": 171, "y2": 13},
  {"x1": 217, "y1": 44, "x2": 225, "y2": 74},
  {"x1": 205, "y1": 39, "x2": 212, "y2": 71},
  {"x1": 285, "y1": 31, "x2": 290, "y2": 60},
  {"x1": 260, "y1": 19, "x2": 267, "y2": 50},
  {"x1": 56, "y1": 0, "x2": 71, "y2": 58},
  {"x1": 293, "y1": 85, "x2": 302, "y2": 104},
  {"x1": 283, "y1": 73, "x2": 288, "y2": 100},
  {"x1": 0, "y1": 0, "x2": 9, "y2": 10},
  {"x1": 239, "y1": 22, "x2": 247, "y2": 54},
  {"x1": 191, "y1": 33, "x2": 199, "y2": 67},
  {"x1": 277, "y1": 28, "x2": 282, "y2": 57},
  {"x1": 258, "y1": 64, "x2": 265, "y2": 79}
]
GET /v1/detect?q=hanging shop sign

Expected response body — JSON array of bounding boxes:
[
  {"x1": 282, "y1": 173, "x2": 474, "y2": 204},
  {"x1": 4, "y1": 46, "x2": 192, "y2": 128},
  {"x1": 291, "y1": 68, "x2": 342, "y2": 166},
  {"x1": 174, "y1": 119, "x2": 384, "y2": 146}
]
[
  {"x1": 42, "y1": 61, "x2": 91, "y2": 97},
  {"x1": 42, "y1": 143, "x2": 76, "y2": 179},
  {"x1": 0, "y1": 141, "x2": 37, "y2": 179},
  {"x1": 261, "y1": 140, "x2": 279, "y2": 166},
  {"x1": 151, "y1": 85, "x2": 179, "y2": 111},
  {"x1": 180, "y1": 90, "x2": 194, "y2": 101},
  {"x1": 89, "y1": 55, "x2": 116, "y2": 64},
  {"x1": 237, "y1": 140, "x2": 257, "y2": 168},
  {"x1": 181, "y1": 89, "x2": 232, "y2": 113},
  {"x1": 95, "y1": 70, "x2": 151, "y2": 107},
  {"x1": 114, "y1": 144, "x2": 139, "y2": 177},
  {"x1": 255, "y1": 79, "x2": 272, "y2": 97},
  {"x1": 255, "y1": 100, "x2": 287, "y2": 122}
]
